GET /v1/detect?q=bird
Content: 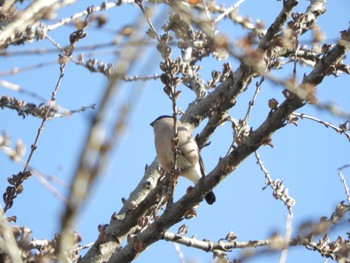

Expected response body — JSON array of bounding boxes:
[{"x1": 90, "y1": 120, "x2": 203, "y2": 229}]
[{"x1": 150, "y1": 115, "x2": 216, "y2": 204}]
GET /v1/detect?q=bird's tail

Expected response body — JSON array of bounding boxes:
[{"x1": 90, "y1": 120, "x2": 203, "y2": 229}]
[{"x1": 205, "y1": 191, "x2": 216, "y2": 205}]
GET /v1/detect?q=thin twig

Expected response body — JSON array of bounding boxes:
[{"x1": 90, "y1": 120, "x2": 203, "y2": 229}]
[
  {"x1": 46, "y1": 1, "x2": 134, "y2": 31},
  {"x1": 31, "y1": 169, "x2": 67, "y2": 203},
  {"x1": 173, "y1": 243, "x2": 186, "y2": 263},
  {"x1": 279, "y1": 214, "x2": 293, "y2": 263},
  {"x1": 214, "y1": 0, "x2": 246, "y2": 23},
  {"x1": 163, "y1": 231, "x2": 271, "y2": 252},
  {"x1": 71, "y1": 242, "x2": 94, "y2": 252},
  {"x1": 338, "y1": 164, "x2": 350, "y2": 171},
  {"x1": 71, "y1": 55, "x2": 160, "y2": 81},
  {"x1": 0, "y1": 60, "x2": 57, "y2": 76},
  {"x1": 243, "y1": 76, "x2": 264, "y2": 124},
  {"x1": 314, "y1": 102, "x2": 350, "y2": 119},
  {"x1": 292, "y1": 31, "x2": 300, "y2": 81},
  {"x1": 135, "y1": 0, "x2": 161, "y2": 42},
  {"x1": 22, "y1": 63, "x2": 66, "y2": 173},
  {"x1": 44, "y1": 33, "x2": 64, "y2": 52},
  {"x1": 292, "y1": 112, "x2": 350, "y2": 141},
  {"x1": 337, "y1": 170, "x2": 350, "y2": 205},
  {"x1": 255, "y1": 151, "x2": 295, "y2": 215},
  {"x1": 1, "y1": 60, "x2": 67, "y2": 214}
]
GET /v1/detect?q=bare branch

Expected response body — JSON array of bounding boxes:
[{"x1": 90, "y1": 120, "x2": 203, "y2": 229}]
[
  {"x1": 292, "y1": 112, "x2": 350, "y2": 141},
  {"x1": 338, "y1": 171, "x2": 350, "y2": 205},
  {"x1": 0, "y1": 0, "x2": 74, "y2": 49},
  {"x1": 255, "y1": 151, "x2": 295, "y2": 215}
]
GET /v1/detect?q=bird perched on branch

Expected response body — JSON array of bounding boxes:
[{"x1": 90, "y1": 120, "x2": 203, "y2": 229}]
[{"x1": 150, "y1": 115, "x2": 216, "y2": 205}]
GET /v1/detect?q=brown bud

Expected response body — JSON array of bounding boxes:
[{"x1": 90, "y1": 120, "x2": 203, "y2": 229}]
[
  {"x1": 159, "y1": 62, "x2": 168, "y2": 72},
  {"x1": 282, "y1": 89, "x2": 295, "y2": 100},
  {"x1": 163, "y1": 86, "x2": 172, "y2": 96},
  {"x1": 225, "y1": 231, "x2": 237, "y2": 241},
  {"x1": 160, "y1": 73, "x2": 172, "y2": 86},
  {"x1": 268, "y1": 98, "x2": 279, "y2": 110},
  {"x1": 261, "y1": 135, "x2": 273, "y2": 148},
  {"x1": 186, "y1": 186, "x2": 196, "y2": 199},
  {"x1": 178, "y1": 224, "x2": 188, "y2": 235},
  {"x1": 133, "y1": 239, "x2": 146, "y2": 252},
  {"x1": 184, "y1": 208, "x2": 197, "y2": 219},
  {"x1": 98, "y1": 224, "x2": 108, "y2": 233},
  {"x1": 288, "y1": 116, "x2": 299, "y2": 126}
]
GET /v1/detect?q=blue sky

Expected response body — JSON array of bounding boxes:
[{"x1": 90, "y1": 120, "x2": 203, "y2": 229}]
[{"x1": 1, "y1": 1, "x2": 350, "y2": 262}]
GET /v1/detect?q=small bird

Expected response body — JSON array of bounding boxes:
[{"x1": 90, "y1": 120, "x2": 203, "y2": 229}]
[{"x1": 150, "y1": 115, "x2": 216, "y2": 204}]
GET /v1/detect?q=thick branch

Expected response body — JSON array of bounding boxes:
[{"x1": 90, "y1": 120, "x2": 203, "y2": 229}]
[
  {"x1": 259, "y1": 0, "x2": 299, "y2": 51},
  {"x1": 79, "y1": 1, "x2": 336, "y2": 262},
  {"x1": 106, "y1": 27, "x2": 350, "y2": 262}
]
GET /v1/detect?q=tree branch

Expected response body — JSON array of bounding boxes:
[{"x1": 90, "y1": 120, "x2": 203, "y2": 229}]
[{"x1": 106, "y1": 26, "x2": 350, "y2": 263}]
